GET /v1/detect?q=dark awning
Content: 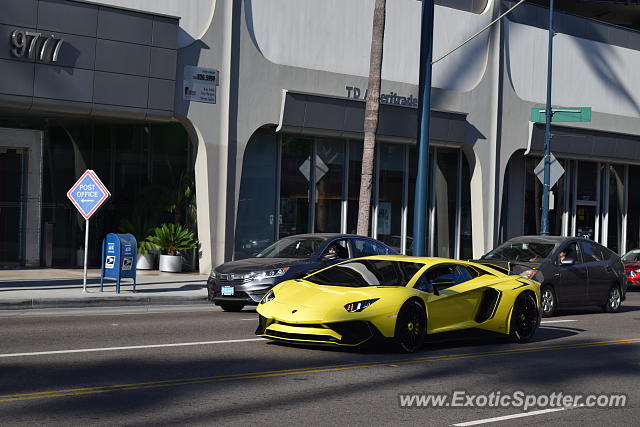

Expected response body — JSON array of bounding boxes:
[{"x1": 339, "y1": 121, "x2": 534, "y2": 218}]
[{"x1": 276, "y1": 90, "x2": 468, "y2": 144}]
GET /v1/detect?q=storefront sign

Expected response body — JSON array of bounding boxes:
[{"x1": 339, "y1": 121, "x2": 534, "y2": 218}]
[
  {"x1": 9, "y1": 29, "x2": 64, "y2": 63},
  {"x1": 183, "y1": 65, "x2": 218, "y2": 104},
  {"x1": 345, "y1": 86, "x2": 418, "y2": 108}
]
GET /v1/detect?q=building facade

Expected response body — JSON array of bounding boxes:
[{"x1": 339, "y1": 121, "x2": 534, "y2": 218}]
[{"x1": 3, "y1": 0, "x2": 640, "y2": 273}]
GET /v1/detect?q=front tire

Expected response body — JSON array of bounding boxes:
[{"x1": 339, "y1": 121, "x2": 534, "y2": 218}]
[
  {"x1": 603, "y1": 285, "x2": 622, "y2": 313},
  {"x1": 393, "y1": 300, "x2": 427, "y2": 353},
  {"x1": 510, "y1": 292, "x2": 540, "y2": 344},
  {"x1": 540, "y1": 285, "x2": 557, "y2": 318},
  {"x1": 219, "y1": 303, "x2": 245, "y2": 312}
]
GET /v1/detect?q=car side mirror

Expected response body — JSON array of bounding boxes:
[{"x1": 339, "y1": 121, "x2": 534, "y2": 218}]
[
  {"x1": 560, "y1": 258, "x2": 575, "y2": 266},
  {"x1": 321, "y1": 253, "x2": 338, "y2": 262}
]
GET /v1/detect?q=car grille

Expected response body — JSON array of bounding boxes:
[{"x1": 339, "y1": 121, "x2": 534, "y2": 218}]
[
  {"x1": 274, "y1": 320, "x2": 325, "y2": 329},
  {"x1": 215, "y1": 273, "x2": 250, "y2": 286},
  {"x1": 266, "y1": 330, "x2": 340, "y2": 343}
]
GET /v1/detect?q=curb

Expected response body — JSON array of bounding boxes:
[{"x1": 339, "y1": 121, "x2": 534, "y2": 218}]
[{"x1": 0, "y1": 296, "x2": 209, "y2": 310}]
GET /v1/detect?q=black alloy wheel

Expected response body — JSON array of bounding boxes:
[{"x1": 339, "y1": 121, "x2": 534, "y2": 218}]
[
  {"x1": 510, "y1": 292, "x2": 540, "y2": 344},
  {"x1": 540, "y1": 285, "x2": 556, "y2": 318},
  {"x1": 603, "y1": 285, "x2": 622, "y2": 313},
  {"x1": 394, "y1": 300, "x2": 427, "y2": 353},
  {"x1": 219, "y1": 303, "x2": 245, "y2": 312}
]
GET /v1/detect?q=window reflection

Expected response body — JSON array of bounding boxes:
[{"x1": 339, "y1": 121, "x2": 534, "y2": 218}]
[
  {"x1": 315, "y1": 138, "x2": 344, "y2": 233},
  {"x1": 254, "y1": 134, "x2": 473, "y2": 259},
  {"x1": 346, "y1": 142, "x2": 363, "y2": 234},
  {"x1": 279, "y1": 135, "x2": 312, "y2": 237},
  {"x1": 376, "y1": 143, "x2": 404, "y2": 250},
  {"x1": 627, "y1": 166, "x2": 640, "y2": 250},
  {"x1": 434, "y1": 148, "x2": 458, "y2": 258}
]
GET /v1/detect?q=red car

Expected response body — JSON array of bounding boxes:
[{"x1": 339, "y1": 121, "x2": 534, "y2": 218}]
[{"x1": 622, "y1": 250, "x2": 640, "y2": 289}]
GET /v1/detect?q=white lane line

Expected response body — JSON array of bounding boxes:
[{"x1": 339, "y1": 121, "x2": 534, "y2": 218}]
[
  {"x1": 241, "y1": 318, "x2": 256, "y2": 321},
  {"x1": 540, "y1": 319, "x2": 577, "y2": 324},
  {"x1": 0, "y1": 338, "x2": 266, "y2": 359},
  {"x1": 452, "y1": 406, "x2": 577, "y2": 426}
]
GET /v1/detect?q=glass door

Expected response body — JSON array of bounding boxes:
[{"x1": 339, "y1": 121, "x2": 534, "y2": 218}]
[
  {"x1": 0, "y1": 148, "x2": 25, "y2": 266},
  {"x1": 575, "y1": 205, "x2": 597, "y2": 240}
]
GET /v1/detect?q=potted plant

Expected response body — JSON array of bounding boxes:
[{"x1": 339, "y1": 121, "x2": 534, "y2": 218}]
[
  {"x1": 118, "y1": 216, "x2": 158, "y2": 270},
  {"x1": 136, "y1": 240, "x2": 158, "y2": 270},
  {"x1": 147, "y1": 223, "x2": 198, "y2": 272}
]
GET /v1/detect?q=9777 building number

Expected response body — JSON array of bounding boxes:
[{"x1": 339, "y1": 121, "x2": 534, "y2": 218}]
[{"x1": 10, "y1": 29, "x2": 64, "y2": 63}]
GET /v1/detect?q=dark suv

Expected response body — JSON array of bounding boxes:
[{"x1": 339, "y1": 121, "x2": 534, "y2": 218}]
[
  {"x1": 208, "y1": 233, "x2": 396, "y2": 311},
  {"x1": 478, "y1": 236, "x2": 626, "y2": 317}
]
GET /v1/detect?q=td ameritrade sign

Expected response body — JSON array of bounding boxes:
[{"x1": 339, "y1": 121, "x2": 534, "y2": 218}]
[{"x1": 66, "y1": 170, "x2": 111, "y2": 220}]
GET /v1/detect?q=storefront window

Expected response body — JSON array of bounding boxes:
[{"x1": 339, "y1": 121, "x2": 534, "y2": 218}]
[
  {"x1": 346, "y1": 142, "x2": 363, "y2": 234},
  {"x1": 433, "y1": 148, "x2": 458, "y2": 258},
  {"x1": 523, "y1": 156, "x2": 565, "y2": 236},
  {"x1": 607, "y1": 165, "x2": 624, "y2": 253},
  {"x1": 258, "y1": 133, "x2": 472, "y2": 259},
  {"x1": 279, "y1": 135, "x2": 312, "y2": 237},
  {"x1": 315, "y1": 138, "x2": 345, "y2": 233},
  {"x1": 0, "y1": 149, "x2": 24, "y2": 265},
  {"x1": 577, "y1": 162, "x2": 597, "y2": 201},
  {"x1": 234, "y1": 129, "x2": 278, "y2": 259},
  {"x1": 41, "y1": 120, "x2": 191, "y2": 267},
  {"x1": 376, "y1": 143, "x2": 405, "y2": 250},
  {"x1": 627, "y1": 166, "x2": 640, "y2": 250},
  {"x1": 460, "y1": 154, "x2": 473, "y2": 260}
]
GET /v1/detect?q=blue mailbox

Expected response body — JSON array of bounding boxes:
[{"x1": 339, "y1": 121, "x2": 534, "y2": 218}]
[{"x1": 100, "y1": 233, "x2": 137, "y2": 293}]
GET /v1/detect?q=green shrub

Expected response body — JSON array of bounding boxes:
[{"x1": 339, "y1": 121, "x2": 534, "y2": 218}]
[{"x1": 147, "y1": 224, "x2": 198, "y2": 256}]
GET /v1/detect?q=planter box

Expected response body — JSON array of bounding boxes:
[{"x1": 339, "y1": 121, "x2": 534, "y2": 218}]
[
  {"x1": 159, "y1": 254, "x2": 182, "y2": 272},
  {"x1": 137, "y1": 253, "x2": 154, "y2": 270}
]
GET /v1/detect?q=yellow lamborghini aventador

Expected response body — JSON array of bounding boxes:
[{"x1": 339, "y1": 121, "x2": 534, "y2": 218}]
[{"x1": 255, "y1": 255, "x2": 541, "y2": 352}]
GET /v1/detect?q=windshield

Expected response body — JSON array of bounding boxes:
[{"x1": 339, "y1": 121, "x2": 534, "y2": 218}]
[
  {"x1": 256, "y1": 237, "x2": 326, "y2": 259},
  {"x1": 483, "y1": 241, "x2": 556, "y2": 262},
  {"x1": 622, "y1": 250, "x2": 640, "y2": 262},
  {"x1": 306, "y1": 259, "x2": 424, "y2": 287}
]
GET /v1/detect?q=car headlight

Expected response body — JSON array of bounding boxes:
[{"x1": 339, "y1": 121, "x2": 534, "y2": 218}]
[
  {"x1": 247, "y1": 267, "x2": 290, "y2": 281},
  {"x1": 519, "y1": 269, "x2": 537, "y2": 279},
  {"x1": 210, "y1": 271, "x2": 217, "y2": 279},
  {"x1": 344, "y1": 298, "x2": 379, "y2": 313},
  {"x1": 260, "y1": 289, "x2": 275, "y2": 304}
]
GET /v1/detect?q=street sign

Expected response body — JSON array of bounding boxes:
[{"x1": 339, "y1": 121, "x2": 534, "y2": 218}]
[
  {"x1": 534, "y1": 153, "x2": 565, "y2": 189},
  {"x1": 530, "y1": 107, "x2": 591, "y2": 123},
  {"x1": 67, "y1": 170, "x2": 111, "y2": 292},
  {"x1": 66, "y1": 170, "x2": 111, "y2": 220}
]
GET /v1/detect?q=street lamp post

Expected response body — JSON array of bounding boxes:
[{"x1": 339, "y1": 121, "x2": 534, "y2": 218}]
[
  {"x1": 541, "y1": 0, "x2": 555, "y2": 236},
  {"x1": 413, "y1": 0, "x2": 435, "y2": 257}
]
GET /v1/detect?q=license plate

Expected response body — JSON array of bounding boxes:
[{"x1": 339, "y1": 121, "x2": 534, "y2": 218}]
[{"x1": 221, "y1": 286, "x2": 235, "y2": 296}]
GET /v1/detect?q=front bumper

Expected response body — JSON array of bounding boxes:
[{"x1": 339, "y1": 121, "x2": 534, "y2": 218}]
[
  {"x1": 255, "y1": 315, "x2": 378, "y2": 347},
  {"x1": 207, "y1": 277, "x2": 277, "y2": 306}
]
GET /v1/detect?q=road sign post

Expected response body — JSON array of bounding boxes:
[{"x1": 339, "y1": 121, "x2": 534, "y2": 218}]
[{"x1": 66, "y1": 170, "x2": 111, "y2": 292}]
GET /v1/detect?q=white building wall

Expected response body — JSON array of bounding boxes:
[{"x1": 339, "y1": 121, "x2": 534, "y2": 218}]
[
  {"x1": 248, "y1": 0, "x2": 493, "y2": 91},
  {"x1": 507, "y1": 18, "x2": 640, "y2": 119}
]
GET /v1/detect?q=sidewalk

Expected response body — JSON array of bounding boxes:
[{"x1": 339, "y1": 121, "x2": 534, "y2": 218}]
[{"x1": 0, "y1": 268, "x2": 209, "y2": 310}]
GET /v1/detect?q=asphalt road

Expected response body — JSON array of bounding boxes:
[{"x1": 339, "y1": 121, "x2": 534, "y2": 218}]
[{"x1": 0, "y1": 295, "x2": 639, "y2": 426}]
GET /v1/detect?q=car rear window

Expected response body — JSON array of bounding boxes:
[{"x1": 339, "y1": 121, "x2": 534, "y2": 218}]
[
  {"x1": 483, "y1": 241, "x2": 556, "y2": 262},
  {"x1": 256, "y1": 237, "x2": 326, "y2": 258},
  {"x1": 306, "y1": 259, "x2": 424, "y2": 287}
]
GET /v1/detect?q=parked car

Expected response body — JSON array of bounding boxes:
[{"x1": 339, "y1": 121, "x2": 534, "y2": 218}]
[
  {"x1": 477, "y1": 236, "x2": 626, "y2": 317},
  {"x1": 208, "y1": 233, "x2": 397, "y2": 311},
  {"x1": 621, "y1": 249, "x2": 640, "y2": 290}
]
